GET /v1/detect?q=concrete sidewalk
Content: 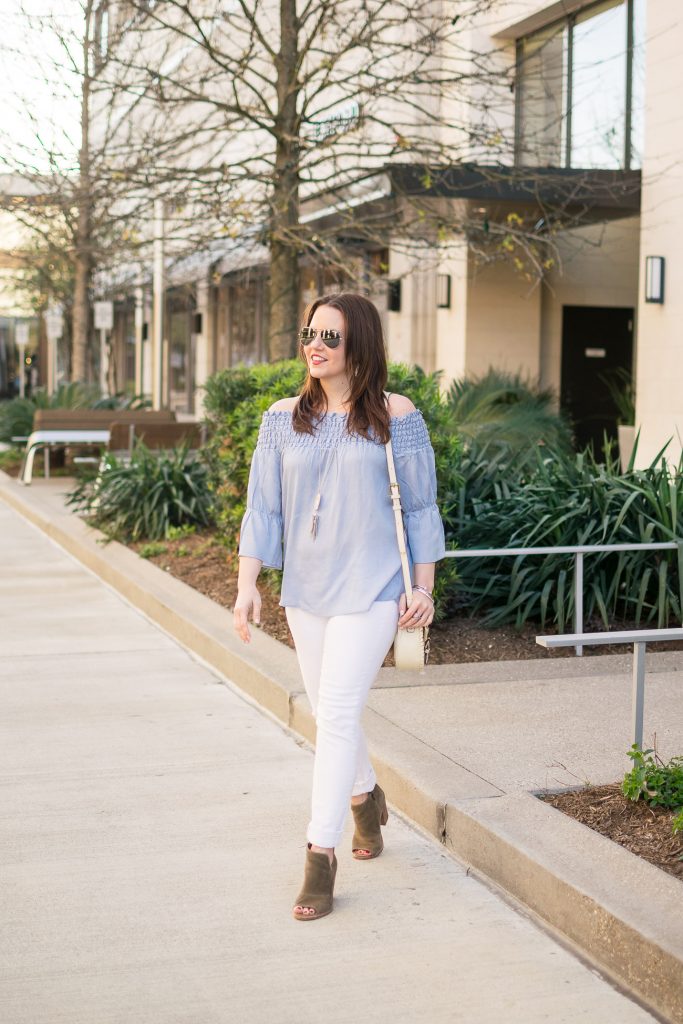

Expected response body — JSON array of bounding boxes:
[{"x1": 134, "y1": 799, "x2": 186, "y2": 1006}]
[{"x1": 0, "y1": 496, "x2": 667, "y2": 1023}]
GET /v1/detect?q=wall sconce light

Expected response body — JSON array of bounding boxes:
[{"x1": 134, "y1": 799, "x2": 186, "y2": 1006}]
[
  {"x1": 436, "y1": 274, "x2": 451, "y2": 309},
  {"x1": 645, "y1": 256, "x2": 665, "y2": 303},
  {"x1": 387, "y1": 279, "x2": 401, "y2": 312}
]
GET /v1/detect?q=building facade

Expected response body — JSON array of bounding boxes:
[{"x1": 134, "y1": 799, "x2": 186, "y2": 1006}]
[{"x1": 101, "y1": 0, "x2": 681, "y2": 465}]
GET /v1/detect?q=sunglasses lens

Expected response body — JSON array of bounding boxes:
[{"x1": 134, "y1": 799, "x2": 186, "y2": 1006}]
[
  {"x1": 299, "y1": 327, "x2": 316, "y2": 342},
  {"x1": 320, "y1": 330, "x2": 341, "y2": 348}
]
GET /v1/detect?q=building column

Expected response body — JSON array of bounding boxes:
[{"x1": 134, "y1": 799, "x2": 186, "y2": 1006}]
[
  {"x1": 193, "y1": 277, "x2": 212, "y2": 415},
  {"x1": 434, "y1": 241, "x2": 468, "y2": 390}
]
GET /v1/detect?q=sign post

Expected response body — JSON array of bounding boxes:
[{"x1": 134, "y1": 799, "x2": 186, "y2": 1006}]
[
  {"x1": 45, "y1": 304, "x2": 64, "y2": 396},
  {"x1": 15, "y1": 321, "x2": 29, "y2": 398},
  {"x1": 94, "y1": 300, "x2": 114, "y2": 396}
]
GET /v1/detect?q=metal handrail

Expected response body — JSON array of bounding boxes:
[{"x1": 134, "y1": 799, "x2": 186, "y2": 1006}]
[{"x1": 443, "y1": 541, "x2": 682, "y2": 656}]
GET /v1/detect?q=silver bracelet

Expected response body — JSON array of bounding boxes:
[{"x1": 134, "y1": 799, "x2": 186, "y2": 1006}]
[{"x1": 412, "y1": 585, "x2": 434, "y2": 603}]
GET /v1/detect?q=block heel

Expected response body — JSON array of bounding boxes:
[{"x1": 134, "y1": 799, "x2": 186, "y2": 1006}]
[{"x1": 351, "y1": 783, "x2": 389, "y2": 860}]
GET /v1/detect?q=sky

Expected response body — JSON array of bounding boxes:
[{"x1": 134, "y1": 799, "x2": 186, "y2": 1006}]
[{"x1": 0, "y1": 0, "x2": 82, "y2": 174}]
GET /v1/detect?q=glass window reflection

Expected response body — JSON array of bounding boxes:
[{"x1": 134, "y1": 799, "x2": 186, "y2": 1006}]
[{"x1": 570, "y1": 0, "x2": 627, "y2": 169}]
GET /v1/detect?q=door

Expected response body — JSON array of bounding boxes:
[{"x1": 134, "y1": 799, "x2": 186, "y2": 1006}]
[{"x1": 560, "y1": 305, "x2": 634, "y2": 453}]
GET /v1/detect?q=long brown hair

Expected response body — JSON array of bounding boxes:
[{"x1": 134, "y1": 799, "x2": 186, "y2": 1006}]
[{"x1": 292, "y1": 292, "x2": 391, "y2": 444}]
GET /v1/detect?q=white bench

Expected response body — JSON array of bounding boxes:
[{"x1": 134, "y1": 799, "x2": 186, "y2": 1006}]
[
  {"x1": 19, "y1": 430, "x2": 111, "y2": 485},
  {"x1": 536, "y1": 628, "x2": 683, "y2": 750}
]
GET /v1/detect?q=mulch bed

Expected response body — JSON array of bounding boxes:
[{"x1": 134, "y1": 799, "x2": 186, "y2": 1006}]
[{"x1": 540, "y1": 784, "x2": 683, "y2": 881}]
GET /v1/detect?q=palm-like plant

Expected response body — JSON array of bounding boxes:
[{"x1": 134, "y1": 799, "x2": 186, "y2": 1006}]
[{"x1": 447, "y1": 369, "x2": 573, "y2": 456}]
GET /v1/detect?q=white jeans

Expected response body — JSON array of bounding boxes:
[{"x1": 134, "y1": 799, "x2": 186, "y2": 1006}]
[{"x1": 285, "y1": 600, "x2": 399, "y2": 849}]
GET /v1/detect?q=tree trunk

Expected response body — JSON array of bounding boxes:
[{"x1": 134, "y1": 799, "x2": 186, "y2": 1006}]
[
  {"x1": 268, "y1": 0, "x2": 300, "y2": 361},
  {"x1": 71, "y1": 3, "x2": 93, "y2": 383}
]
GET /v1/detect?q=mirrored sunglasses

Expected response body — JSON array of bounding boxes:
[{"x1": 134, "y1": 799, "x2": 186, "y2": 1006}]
[{"x1": 299, "y1": 327, "x2": 343, "y2": 349}]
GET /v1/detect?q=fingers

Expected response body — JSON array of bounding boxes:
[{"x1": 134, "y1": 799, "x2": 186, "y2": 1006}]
[
  {"x1": 398, "y1": 594, "x2": 434, "y2": 629},
  {"x1": 233, "y1": 606, "x2": 252, "y2": 644}
]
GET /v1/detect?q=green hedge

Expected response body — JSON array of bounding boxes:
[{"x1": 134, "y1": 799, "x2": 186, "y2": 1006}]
[{"x1": 203, "y1": 361, "x2": 461, "y2": 617}]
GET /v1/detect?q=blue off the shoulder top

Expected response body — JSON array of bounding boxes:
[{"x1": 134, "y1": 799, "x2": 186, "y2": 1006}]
[{"x1": 238, "y1": 407, "x2": 446, "y2": 616}]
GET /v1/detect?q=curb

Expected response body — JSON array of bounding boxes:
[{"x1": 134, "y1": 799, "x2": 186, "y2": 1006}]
[{"x1": 1, "y1": 475, "x2": 681, "y2": 1023}]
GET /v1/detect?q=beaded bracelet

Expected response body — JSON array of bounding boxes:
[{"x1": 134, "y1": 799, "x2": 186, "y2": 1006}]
[{"x1": 412, "y1": 585, "x2": 434, "y2": 603}]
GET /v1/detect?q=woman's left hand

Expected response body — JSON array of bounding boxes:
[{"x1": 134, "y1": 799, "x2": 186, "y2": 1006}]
[{"x1": 398, "y1": 591, "x2": 434, "y2": 629}]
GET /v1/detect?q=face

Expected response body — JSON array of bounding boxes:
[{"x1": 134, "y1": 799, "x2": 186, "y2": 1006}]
[{"x1": 303, "y1": 305, "x2": 349, "y2": 383}]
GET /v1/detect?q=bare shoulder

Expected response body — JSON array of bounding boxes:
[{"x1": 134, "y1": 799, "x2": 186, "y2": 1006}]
[
  {"x1": 268, "y1": 396, "x2": 299, "y2": 412},
  {"x1": 387, "y1": 393, "x2": 417, "y2": 417}
]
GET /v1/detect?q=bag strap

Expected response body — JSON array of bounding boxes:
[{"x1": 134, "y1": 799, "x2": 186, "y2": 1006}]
[{"x1": 383, "y1": 392, "x2": 413, "y2": 602}]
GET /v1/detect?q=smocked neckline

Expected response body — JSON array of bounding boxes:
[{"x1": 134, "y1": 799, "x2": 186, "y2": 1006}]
[{"x1": 264, "y1": 408, "x2": 423, "y2": 421}]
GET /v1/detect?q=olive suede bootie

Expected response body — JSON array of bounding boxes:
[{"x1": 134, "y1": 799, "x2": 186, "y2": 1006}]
[
  {"x1": 351, "y1": 783, "x2": 389, "y2": 859},
  {"x1": 292, "y1": 844, "x2": 338, "y2": 921}
]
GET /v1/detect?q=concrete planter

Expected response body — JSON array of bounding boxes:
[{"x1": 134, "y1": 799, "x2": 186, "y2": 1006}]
[{"x1": 618, "y1": 424, "x2": 636, "y2": 471}]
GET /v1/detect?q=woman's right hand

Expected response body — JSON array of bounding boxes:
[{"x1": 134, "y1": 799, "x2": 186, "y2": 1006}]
[{"x1": 233, "y1": 585, "x2": 261, "y2": 644}]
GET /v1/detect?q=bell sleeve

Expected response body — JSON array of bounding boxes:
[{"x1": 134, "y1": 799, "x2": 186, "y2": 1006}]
[
  {"x1": 237, "y1": 413, "x2": 284, "y2": 569},
  {"x1": 391, "y1": 411, "x2": 446, "y2": 564}
]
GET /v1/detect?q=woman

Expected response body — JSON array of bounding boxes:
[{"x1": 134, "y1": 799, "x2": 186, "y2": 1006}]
[{"x1": 233, "y1": 292, "x2": 445, "y2": 921}]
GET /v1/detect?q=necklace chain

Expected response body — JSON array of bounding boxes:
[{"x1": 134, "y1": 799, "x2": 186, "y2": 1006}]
[{"x1": 311, "y1": 446, "x2": 338, "y2": 539}]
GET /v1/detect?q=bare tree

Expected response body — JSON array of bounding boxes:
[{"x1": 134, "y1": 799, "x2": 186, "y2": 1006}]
[
  {"x1": 0, "y1": 0, "x2": 206, "y2": 380},
  {"x1": 103, "y1": 0, "x2": 523, "y2": 358}
]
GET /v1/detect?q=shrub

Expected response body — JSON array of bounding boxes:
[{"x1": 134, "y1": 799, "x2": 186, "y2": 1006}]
[
  {"x1": 452, "y1": 438, "x2": 683, "y2": 629},
  {"x1": 446, "y1": 369, "x2": 573, "y2": 516},
  {"x1": 203, "y1": 360, "x2": 460, "y2": 618},
  {"x1": 448, "y1": 369, "x2": 573, "y2": 455},
  {"x1": 67, "y1": 444, "x2": 213, "y2": 541}
]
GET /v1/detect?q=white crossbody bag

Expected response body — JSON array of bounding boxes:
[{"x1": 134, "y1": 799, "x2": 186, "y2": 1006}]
[{"x1": 385, "y1": 433, "x2": 431, "y2": 671}]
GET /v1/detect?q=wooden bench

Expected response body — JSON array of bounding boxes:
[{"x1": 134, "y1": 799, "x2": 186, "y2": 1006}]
[
  {"x1": 108, "y1": 421, "x2": 207, "y2": 456},
  {"x1": 19, "y1": 409, "x2": 176, "y2": 485}
]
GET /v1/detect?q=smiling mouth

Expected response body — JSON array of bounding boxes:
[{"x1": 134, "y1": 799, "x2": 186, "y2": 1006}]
[{"x1": 310, "y1": 355, "x2": 327, "y2": 364}]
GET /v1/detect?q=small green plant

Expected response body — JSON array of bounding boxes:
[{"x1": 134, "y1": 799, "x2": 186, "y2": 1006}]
[
  {"x1": 175, "y1": 544, "x2": 191, "y2": 557},
  {"x1": 166, "y1": 523, "x2": 196, "y2": 540},
  {"x1": 623, "y1": 743, "x2": 683, "y2": 840},
  {"x1": 139, "y1": 542, "x2": 168, "y2": 558},
  {"x1": 673, "y1": 810, "x2": 683, "y2": 835}
]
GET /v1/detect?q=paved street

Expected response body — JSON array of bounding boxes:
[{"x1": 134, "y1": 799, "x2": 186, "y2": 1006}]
[{"x1": 0, "y1": 501, "x2": 660, "y2": 1024}]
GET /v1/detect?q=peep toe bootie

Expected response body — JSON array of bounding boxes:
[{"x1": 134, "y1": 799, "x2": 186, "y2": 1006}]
[
  {"x1": 351, "y1": 783, "x2": 389, "y2": 859},
  {"x1": 292, "y1": 843, "x2": 338, "y2": 921}
]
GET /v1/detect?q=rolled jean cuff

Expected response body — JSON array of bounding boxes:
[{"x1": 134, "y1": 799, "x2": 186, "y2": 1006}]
[
  {"x1": 306, "y1": 824, "x2": 345, "y2": 848},
  {"x1": 351, "y1": 769, "x2": 376, "y2": 797}
]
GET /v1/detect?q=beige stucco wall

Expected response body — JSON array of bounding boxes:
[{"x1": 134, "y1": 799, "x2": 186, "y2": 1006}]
[
  {"x1": 634, "y1": 4, "x2": 683, "y2": 465},
  {"x1": 464, "y1": 258, "x2": 542, "y2": 379}
]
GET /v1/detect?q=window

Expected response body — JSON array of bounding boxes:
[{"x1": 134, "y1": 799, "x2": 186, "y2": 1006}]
[
  {"x1": 515, "y1": 0, "x2": 645, "y2": 170},
  {"x1": 93, "y1": 0, "x2": 109, "y2": 67}
]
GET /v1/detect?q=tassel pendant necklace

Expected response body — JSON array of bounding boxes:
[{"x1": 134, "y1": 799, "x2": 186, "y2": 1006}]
[
  {"x1": 310, "y1": 448, "x2": 337, "y2": 540},
  {"x1": 311, "y1": 492, "x2": 322, "y2": 539}
]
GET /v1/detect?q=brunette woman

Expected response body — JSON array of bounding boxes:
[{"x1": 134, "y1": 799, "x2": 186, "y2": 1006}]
[{"x1": 233, "y1": 292, "x2": 445, "y2": 920}]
